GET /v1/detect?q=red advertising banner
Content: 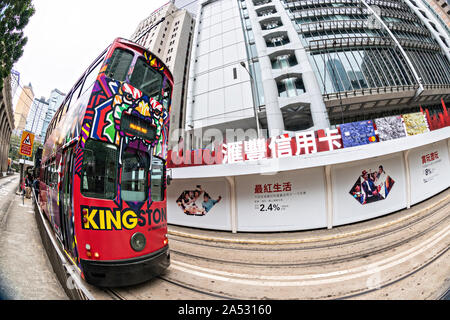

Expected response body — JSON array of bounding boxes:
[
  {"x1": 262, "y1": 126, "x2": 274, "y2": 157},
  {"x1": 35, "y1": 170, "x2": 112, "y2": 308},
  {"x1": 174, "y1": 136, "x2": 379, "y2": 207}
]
[{"x1": 168, "y1": 108, "x2": 449, "y2": 169}]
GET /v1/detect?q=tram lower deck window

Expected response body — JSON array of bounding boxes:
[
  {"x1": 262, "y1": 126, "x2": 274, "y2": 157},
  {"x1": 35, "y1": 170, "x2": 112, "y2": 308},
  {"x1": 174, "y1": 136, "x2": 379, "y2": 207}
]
[
  {"x1": 81, "y1": 140, "x2": 118, "y2": 200},
  {"x1": 151, "y1": 157, "x2": 165, "y2": 202}
]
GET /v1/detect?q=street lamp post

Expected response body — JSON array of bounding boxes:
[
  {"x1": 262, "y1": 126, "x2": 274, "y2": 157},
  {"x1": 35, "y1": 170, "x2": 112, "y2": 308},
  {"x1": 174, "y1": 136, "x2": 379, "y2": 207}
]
[{"x1": 240, "y1": 61, "x2": 262, "y2": 139}]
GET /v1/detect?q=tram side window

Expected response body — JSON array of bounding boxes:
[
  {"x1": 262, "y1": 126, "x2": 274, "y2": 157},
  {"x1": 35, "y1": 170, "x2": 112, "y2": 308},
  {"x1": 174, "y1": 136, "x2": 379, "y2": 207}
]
[
  {"x1": 44, "y1": 166, "x2": 48, "y2": 184},
  {"x1": 66, "y1": 83, "x2": 83, "y2": 113},
  {"x1": 105, "y1": 48, "x2": 134, "y2": 82},
  {"x1": 150, "y1": 157, "x2": 164, "y2": 202},
  {"x1": 129, "y1": 57, "x2": 163, "y2": 100},
  {"x1": 46, "y1": 165, "x2": 51, "y2": 185},
  {"x1": 121, "y1": 148, "x2": 150, "y2": 202},
  {"x1": 81, "y1": 58, "x2": 104, "y2": 96},
  {"x1": 81, "y1": 140, "x2": 118, "y2": 200}
]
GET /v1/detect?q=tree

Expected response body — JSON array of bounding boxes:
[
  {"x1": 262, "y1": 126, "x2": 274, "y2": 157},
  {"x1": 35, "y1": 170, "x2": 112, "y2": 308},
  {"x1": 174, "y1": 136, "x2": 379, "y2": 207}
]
[{"x1": 0, "y1": 0, "x2": 35, "y2": 91}]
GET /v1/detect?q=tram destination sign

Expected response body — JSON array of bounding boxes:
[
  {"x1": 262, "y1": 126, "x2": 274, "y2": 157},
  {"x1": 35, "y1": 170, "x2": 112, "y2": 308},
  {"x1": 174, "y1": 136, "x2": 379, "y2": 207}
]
[{"x1": 19, "y1": 131, "x2": 35, "y2": 158}]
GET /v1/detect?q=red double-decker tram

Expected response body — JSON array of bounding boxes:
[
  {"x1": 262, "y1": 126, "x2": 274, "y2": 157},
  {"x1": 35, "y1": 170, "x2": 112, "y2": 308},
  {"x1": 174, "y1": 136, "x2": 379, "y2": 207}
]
[{"x1": 39, "y1": 38, "x2": 173, "y2": 287}]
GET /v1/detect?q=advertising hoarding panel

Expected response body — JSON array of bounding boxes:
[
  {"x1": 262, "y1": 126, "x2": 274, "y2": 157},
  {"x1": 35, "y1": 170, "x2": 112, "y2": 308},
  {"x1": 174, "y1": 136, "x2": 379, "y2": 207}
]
[
  {"x1": 403, "y1": 112, "x2": 429, "y2": 136},
  {"x1": 408, "y1": 140, "x2": 450, "y2": 205},
  {"x1": 340, "y1": 120, "x2": 377, "y2": 148},
  {"x1": 374, "y1": 116, "x2": 407, "y2": 141},
  {"x1": 235, "y1": 167, "x2": 327, "y2": 232},
  {"x1": 332, "y1": 153, "x2": 407, "y2": 226},
  {"x1": 167, "y1": 178, "x2": 231, "y2": 231}
]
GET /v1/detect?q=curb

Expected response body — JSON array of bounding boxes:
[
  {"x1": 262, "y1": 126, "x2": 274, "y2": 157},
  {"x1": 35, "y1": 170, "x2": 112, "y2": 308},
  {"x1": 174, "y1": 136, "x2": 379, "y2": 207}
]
[{"x1": 167, "y1": 192, "x2": 450, "y2": 245}]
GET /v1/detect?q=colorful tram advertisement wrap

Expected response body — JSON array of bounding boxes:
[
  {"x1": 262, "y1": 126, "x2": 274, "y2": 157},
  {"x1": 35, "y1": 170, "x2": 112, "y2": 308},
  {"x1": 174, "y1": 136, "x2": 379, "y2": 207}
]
[{"x1": 39, "y1": 38, "x2": 173, "y2": 287}]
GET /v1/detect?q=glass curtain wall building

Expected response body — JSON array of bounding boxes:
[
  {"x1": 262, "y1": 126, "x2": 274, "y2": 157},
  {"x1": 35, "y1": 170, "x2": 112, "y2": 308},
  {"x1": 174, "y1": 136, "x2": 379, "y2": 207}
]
[
  {"x1": 185, "y1": 0, "x2": 450, "y2": 147},
  {"x1": 285, "y1": 0, "x2": 450, "y2": 124}
]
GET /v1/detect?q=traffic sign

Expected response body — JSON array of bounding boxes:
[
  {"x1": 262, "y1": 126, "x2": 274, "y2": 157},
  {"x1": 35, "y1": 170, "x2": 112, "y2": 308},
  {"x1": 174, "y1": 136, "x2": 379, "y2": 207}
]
[{"x1": 19, "y1": 131, "x2": 35, "y2": 158}]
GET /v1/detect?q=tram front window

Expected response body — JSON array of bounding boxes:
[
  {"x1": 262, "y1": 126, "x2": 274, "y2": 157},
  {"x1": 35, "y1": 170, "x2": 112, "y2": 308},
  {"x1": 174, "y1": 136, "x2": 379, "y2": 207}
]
[
  {"x1": 130, "y1": 57, "x2": 163, "y2": 100},
  {"x1": 81, "y1": 140, "x2": 118, "y2": 199},
  {"x1": 105, "y1": 48, "x2": 134, "y2": 82},
  {"x1": 121, "y1": 148, "x2": 150, "y2": 202}
]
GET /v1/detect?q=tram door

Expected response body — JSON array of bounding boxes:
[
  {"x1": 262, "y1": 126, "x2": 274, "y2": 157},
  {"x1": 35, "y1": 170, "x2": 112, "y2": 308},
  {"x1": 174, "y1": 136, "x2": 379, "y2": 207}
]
[{"x1": 60, "y1": 147, "x2": 76, "y2": 256}]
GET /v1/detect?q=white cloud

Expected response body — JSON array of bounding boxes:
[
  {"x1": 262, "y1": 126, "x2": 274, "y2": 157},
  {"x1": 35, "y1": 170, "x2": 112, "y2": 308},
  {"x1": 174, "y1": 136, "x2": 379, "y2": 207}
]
[{"x1": 13, "y1": 0, "x2": 169, "y2": 100}]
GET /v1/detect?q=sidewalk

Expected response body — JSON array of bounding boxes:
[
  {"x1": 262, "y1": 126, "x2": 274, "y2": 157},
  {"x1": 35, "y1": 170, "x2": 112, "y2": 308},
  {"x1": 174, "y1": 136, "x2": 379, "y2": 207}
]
[{"x1": 0, "y1": 179, "x2": 67, "y2": 300}]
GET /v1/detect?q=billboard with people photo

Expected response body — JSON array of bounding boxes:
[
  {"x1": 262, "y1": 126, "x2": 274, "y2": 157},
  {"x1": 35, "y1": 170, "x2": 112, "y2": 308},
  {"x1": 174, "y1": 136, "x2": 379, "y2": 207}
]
[
  {"x1": 176, "y1": 185, "x2": 222, "y2": 216},
  {"x1": 349, "y1": 166, "x2": 395, "y2": 205}
]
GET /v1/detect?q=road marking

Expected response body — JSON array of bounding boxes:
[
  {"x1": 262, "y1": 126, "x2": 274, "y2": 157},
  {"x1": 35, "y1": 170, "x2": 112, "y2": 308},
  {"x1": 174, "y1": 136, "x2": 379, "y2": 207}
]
[{"x1": 170, "y1": 224, "x2": 449, "y2": 286}]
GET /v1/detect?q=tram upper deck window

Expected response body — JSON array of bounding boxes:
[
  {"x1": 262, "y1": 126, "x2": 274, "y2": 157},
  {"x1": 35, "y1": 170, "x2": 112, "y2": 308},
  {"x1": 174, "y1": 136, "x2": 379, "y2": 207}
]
[
  {"x1": 105, "y1": 48, "x2": 134, "y2": 82},
  {"x1": 129, "y1": 57, "x2": 163, "y2": 100},
  {"x1": 121, "y1": 148, "x2": 150, "y2": 202},
  {"x1": 81, "y1": 140, "x2": 118, "y2": 200}
]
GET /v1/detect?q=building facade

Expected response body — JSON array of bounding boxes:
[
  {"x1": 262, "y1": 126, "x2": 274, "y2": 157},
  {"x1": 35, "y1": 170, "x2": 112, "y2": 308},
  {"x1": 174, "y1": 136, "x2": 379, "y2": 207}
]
[
  {"x1": 0, "y1": 75, "x2": 15, "y2": 174},
  {"x1": 13, "y1": 83, "x2": 34, "y2": 135},
  {"x1": 9, "y1": 70, "x2": 20, "y2": 99},
  {"x1": 131, "y1": 1, "x2": 195, "y2": 148},
  {"x1": 424, "y1": 0, "x2": 450, "y2": 28},
  {"x1": 184, "y1": 0, "x2": 450, "y2": 147},
  {"x1": 25, "y1": 97, "x2": 49, "y2": 142},
  {"x1": 174, "y1": 0, "x2": 200, "y2": 16},
  {"x1": 40, "y1": 89, "x2": 65, "y2": 139}
]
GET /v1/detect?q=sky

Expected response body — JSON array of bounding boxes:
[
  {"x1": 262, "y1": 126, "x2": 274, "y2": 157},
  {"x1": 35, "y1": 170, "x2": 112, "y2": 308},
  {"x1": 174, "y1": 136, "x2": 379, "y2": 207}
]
[{"x1": 13, "y1": 0, "x2": 169, "y2": 103}]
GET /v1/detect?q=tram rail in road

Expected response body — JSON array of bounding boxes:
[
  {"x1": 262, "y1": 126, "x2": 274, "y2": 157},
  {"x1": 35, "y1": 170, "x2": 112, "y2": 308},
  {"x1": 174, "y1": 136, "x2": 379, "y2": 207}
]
[{"x1": 32, "y1": 184, "x2": 450, "y2": 300}]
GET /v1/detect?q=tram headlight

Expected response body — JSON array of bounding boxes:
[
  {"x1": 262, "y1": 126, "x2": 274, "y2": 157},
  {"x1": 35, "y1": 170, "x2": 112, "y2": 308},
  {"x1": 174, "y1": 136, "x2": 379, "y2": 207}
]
[{"x1": 130, "y1": 232, "x2": 146, "y2": 252}]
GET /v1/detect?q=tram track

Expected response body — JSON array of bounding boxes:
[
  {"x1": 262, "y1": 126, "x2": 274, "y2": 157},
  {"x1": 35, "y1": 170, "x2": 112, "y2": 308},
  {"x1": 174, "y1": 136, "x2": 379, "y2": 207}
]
[
  {"x1": 32, "y1": 179, "x2": 449, "y2": 300},
  {"x1": 166, "y1": 213, "x2": 449, "y2": 268},
  {"x1": 103, "y1": 275, "x2": 237, "y2": 300},
  {"x1": 167, "y1": 194, "x2": 449, "y2": 253},
  {"x1": 147, "y1": 247, "x2": 448, "y2": 300},
  {"x1": 145, "y1": 228, "x2": 450, "y2": 300},
  {"x1": 105, "y1": 219, "x2": 449, "y2": 300},
  {"x1": 103, "y1": 288, "x2": 127, "y2": 300},
  {"x1": 157, "y1": 275, "x2": 236, "y2": 300},
  {"x1": 335, "y1": 246, "x2": 449, "y2": 300}
]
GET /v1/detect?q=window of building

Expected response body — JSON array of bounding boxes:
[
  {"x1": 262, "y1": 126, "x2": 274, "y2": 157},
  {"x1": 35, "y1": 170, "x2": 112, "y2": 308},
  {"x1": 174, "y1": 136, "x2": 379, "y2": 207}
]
[
  {"x1": 271, "y1": 53, "x2": 298, "y2": 69},
  {"x1": 266, "y1": 34, "x2": 290, "y2": 47},
  {"x1": 253, "y1": 0, "x2": 272, "y2": 6},
  {"x1": 261, "y1": 19, "x2": 282, "y2": 30},
  {"x1": 277, "y1": 77, "x2": 305, "y2": 98},
  {"x1": 256, "y1": 7, "x2": 276, "y2": 17}
]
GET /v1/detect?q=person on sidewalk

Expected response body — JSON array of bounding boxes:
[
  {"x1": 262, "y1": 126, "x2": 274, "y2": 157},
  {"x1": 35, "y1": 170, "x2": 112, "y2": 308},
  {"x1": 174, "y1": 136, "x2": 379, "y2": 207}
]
[
  {"x1": 25, "y1": 174, "x2": 33, "y2": 199},
  {"x1": 33, "y1": 177, "x2": 40, "y2": 201}
]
